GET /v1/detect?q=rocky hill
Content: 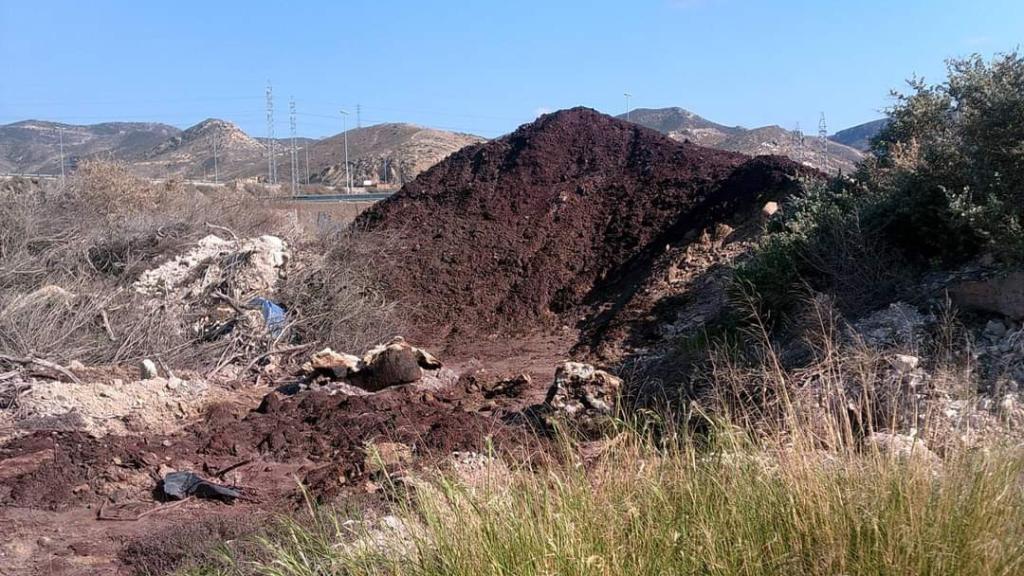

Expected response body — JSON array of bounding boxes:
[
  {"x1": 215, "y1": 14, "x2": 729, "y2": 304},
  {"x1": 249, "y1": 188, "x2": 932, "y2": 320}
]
[
  {"x1": 0, "y1": 120, "x2": 181, "y2": 174},
  {"x1": 129, "y1": 118, "x2": 266, "y2": 180},
  {"x1": 830, "y1": 118, "x2": 889, "y2": 151},
  {"x1": 621, "y1": 107, "x2": 865, "y2": 174},
  {"x1": 358, "y1": 107, "x2": 812, "y2": 345},
  {"x1": 300, "y1": 123, "x2": 484, "y2": 187},
  {"x1": 0, "y1": 118, "x2": 484, "y2": 186}
]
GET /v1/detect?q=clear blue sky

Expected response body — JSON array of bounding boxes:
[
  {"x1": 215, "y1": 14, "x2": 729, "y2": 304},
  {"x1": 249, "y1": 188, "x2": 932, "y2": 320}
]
[{"x1": 1, "y1": 0, "x2": 1021, "y2": 138}]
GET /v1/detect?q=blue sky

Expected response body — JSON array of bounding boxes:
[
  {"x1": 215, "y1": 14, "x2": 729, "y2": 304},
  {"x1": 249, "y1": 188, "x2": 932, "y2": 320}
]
[{"x1": 1, "y1": 0, "x2": 1020, "y2": 138}]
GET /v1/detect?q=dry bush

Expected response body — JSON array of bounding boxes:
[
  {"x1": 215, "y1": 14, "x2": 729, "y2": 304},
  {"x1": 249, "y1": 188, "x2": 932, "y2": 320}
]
[
  {"x1": 0, "y1": 160, "x2": 296, "y2": 368},
  {"x1": 279, "y1": 228, "x2": 404, "y2": 354}
]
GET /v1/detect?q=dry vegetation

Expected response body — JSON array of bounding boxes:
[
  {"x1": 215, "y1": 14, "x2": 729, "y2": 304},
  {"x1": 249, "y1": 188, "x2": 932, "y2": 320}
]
[{"x1": 0, "y1": 161, "x2": 398, "y2": 371}]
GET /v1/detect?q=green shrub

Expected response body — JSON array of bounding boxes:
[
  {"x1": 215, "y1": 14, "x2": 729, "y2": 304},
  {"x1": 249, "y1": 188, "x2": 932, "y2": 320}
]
[{"x1": 737, "y1": 51, "x2": 1024, "y2": 320}]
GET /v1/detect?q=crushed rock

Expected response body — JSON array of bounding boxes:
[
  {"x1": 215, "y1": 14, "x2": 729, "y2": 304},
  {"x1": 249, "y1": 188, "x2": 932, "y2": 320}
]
[
  {"x1": 852, "y1": 302, "x2": 935, "y2": 348},
  {"x1": 8, "y1": 376, "x2": 223, "y2": 438},
  {"x1": 132, "y1": 234, "x2": 287, "y2": 300}
]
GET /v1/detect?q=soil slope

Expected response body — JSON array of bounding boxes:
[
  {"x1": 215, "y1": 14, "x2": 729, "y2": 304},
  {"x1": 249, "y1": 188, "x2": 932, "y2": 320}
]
[{"x1": 358, "y1": 107, "x2": 811, "y2": 346}]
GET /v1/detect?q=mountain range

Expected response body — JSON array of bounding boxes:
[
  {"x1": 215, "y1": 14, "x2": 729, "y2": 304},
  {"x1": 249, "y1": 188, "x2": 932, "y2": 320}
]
[
  {"x1": 618, "y1": 108, "x2": 886, "y2": 173},
  {"x1": 0, "y1": 109, "x2": 886, "y2": 184}
]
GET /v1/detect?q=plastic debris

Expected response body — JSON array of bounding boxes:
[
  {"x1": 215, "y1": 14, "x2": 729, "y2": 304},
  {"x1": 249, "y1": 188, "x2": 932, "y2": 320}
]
[
  {"x1": 250, "y1": 297, "x2": 287, "y2": 337},
  {"x1": 161, "y1": 471, "x2": 242, "y2": 502}
]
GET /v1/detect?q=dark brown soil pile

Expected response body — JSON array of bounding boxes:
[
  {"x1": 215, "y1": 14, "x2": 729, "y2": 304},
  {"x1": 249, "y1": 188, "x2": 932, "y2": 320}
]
[{"x1": 357, "y1": 107, "x2": 810, "y2": 344}]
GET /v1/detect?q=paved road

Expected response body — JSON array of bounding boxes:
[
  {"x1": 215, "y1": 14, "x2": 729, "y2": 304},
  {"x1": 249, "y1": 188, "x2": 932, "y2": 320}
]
[
  {"x1": 2, "y1": 173, "x2": 394, "y2": 203},
  {"x1": 282, "y1": 193, "x2": 393, "y2": 202}
]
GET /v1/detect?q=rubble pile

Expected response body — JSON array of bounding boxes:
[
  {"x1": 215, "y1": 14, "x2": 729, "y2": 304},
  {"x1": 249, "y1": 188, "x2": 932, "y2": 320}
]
[
  {"x1": 543, "y1": 362, "x2": 623, "y2": 436},
  {"x1": 132, "y1": 233, "x2": 289, "y2": 349},
  {"x1": 298, "y1": 337, "x2": 450, "y2": 393}
]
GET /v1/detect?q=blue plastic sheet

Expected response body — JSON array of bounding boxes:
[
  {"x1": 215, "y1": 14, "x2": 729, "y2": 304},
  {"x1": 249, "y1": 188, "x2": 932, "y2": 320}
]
[{"x1": 250, "y1": 297, "x2": 286, "y2": 337}]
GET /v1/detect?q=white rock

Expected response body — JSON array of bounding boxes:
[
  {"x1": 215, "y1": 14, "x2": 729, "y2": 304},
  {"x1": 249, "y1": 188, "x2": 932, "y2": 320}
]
[
  {"x1": 140, "y1": 359, "x2": 159, "y2": 380},
  {"x1": 865, "y1": 432, "x2": 940, "y2": 466}
]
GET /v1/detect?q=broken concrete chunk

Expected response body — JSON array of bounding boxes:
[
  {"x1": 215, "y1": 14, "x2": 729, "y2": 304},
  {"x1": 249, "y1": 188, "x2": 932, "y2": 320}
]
[
  {"x1": 360, "y1": 346, "x2": 423, "y2": 391},
  {"x1": 364, "y1": 441, "x2": 415, "y2": 475},
  {"x1": 891, "y1": 354, "x2": 920, "y2": 374},
  {"x1": 362, "y1": 337, "x2": 441, "y2": 370},
  {"x1": 354, "y1": 337, "x2": 442, "y2": 391},
  {"x1": 304, "y1": 348, "x2": 363, "y2": 379},
  {"x1": 483, "y1": 373, "x2": 532, "y2": 399},
  {"x1": 949, "y1": 271, "x2": 1024, "y2": 320},
  {"x1": 864, "y1": 433, "x2": 940, "y2": 467},
  {"x1": 545, "y1": 362, "x2": 622, "y2": 417}
]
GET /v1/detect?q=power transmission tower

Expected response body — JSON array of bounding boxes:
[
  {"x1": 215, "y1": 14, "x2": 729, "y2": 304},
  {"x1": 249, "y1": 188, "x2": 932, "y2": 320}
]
[
  {"x1": 266, "y1": 81, "x2": 277, "y2": 185},
  {"x1": 624, "y1": 92, "x2": 632, "y2": 122},
  {"x1": 818, "y1": 112, "x2": 828, "y2": 173},
  {"x1": 290, "y1": 97, "x2": 298, "y2": 195},
  {"x1": 356, "y1": 103, "x2": 361, "y2": 129}
]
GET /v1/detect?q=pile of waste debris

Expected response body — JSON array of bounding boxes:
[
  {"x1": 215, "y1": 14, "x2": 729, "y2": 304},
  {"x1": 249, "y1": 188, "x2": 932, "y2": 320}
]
[{"x1": 134, "y1": 233, "x2": 289, "y2": 360}]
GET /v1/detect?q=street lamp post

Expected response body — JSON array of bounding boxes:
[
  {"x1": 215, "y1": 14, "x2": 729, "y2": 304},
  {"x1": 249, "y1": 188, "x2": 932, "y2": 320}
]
[
  {"x1": 58, "y1": 127, "x2": 66, "y2": 186},
  {"x1": 340, "y1": 110, "x2": 351, "y2": 193}
]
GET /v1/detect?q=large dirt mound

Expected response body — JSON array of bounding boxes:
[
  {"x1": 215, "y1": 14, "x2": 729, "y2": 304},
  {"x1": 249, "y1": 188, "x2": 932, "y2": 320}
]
[{"x1": 357, "y1": 107, "x2": 811, "y2": 344}]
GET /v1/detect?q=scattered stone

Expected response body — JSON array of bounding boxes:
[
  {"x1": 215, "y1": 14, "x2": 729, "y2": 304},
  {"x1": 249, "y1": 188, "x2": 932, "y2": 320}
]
[
  {"x1": 67, "y1": 360, "x2": 85, "y2": 371},
  {"x1": 853, "y1": 302, "x2": 933, "y2": 348},
  {"x1": 984, "y1": 319, "x2": 1008, "y2": 339},
  {"x1": 483, "y1": 373, "x2": 531, "y2": 399},
  {"x1": 303, "y1": 348, "x2": 363, "y2": 379},
  {"x1": 139, "y1": 359, "x2": 159, "y2": 380},
  {"x1": 364, "y1": 441, "x2": 415, "y2": 475},
  {"x1": 711, "y1": 223, "x2": 734, "y2": 245},
  {"x1": 761, "y1": 201, "x2": 780, "y2": 219},
  {"x1": 357, "y1": 337, "x2": 442, "y2": 391}
]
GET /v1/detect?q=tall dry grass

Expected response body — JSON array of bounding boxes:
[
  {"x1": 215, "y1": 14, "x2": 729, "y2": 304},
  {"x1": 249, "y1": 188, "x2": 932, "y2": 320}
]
[
  {"x1": 179, "y1": 298, "x2": 1023, "y2": 576},
  {"x1": 181, "y1": 428, "x2": 1024, "y2": 576},
  {"x1": 0, "y1": 161, "x2": 293, "y2": 367}
]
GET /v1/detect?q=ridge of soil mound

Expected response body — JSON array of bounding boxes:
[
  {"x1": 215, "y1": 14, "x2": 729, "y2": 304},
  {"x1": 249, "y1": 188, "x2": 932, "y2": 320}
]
[{"x1": 357, "y1": 107, "x2": 811, "y2": 345}]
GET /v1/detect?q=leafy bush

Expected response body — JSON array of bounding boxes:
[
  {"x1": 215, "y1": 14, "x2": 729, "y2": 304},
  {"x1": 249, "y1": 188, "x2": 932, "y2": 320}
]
[
  {"x1": 737, "y1": 51, "x2": 1024, "y2": 320},
  {"x1": 874, "y1": 50, "x2": 1024, "y2": 259},
  {"x1": 734, "y1": 179, "x2": 916, "y2": 321}
]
